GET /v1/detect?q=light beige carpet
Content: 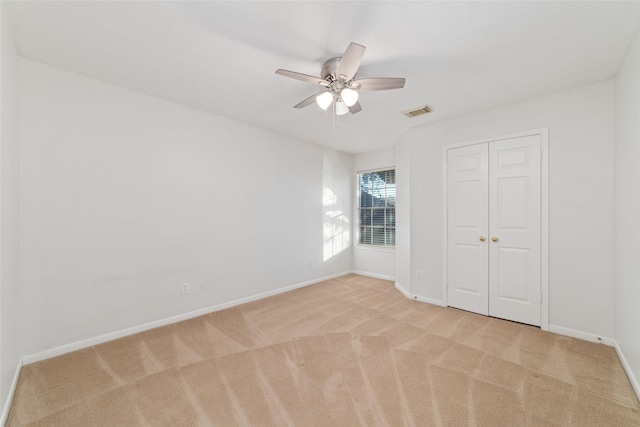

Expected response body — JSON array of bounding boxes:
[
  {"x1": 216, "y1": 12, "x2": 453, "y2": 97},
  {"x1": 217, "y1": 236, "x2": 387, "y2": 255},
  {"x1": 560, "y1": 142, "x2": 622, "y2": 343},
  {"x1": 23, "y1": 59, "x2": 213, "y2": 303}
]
[{"x1": 7, "y1": 274, "x2": 640, "y2": 426}]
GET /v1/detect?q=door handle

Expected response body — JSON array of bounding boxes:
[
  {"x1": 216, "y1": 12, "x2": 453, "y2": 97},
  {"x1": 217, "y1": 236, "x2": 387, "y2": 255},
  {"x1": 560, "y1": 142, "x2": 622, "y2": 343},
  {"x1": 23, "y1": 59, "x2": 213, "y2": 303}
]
[
  {"x1": 479, "y1": 236, "x2": 486, "y2": 242},
  {"x1": 491, "y1": 237, "x2": 499, "y2": 242}
]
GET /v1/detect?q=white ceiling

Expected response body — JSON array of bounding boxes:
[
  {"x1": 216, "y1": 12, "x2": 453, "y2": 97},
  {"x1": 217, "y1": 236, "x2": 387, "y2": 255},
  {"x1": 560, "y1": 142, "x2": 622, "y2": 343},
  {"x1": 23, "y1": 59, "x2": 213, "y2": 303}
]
[{"x1": 5, "y1": 1, "x2": 640, "y2": 154}]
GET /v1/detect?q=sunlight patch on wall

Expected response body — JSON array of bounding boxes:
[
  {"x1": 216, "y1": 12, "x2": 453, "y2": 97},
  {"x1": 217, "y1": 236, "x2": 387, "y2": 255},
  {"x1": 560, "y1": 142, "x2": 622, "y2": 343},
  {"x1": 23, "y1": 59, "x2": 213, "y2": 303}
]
[{"x1": 323, "y1": 185, "x2": 350, "y2": 262}]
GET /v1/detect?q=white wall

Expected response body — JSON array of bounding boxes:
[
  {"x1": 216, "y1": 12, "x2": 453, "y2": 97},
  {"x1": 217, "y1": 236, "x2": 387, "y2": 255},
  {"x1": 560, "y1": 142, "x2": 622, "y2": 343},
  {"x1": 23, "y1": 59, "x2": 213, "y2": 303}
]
[
  {"x1": 19, "y1": 58, "x2": 353, "y2": 356},
  {"x1": 352, "y1": 148, "x2": 395, "y2": 280},
  {"x1": 614, "y1": 28, "x2": 640, "y2": 396},
  {"x1": 396, "y1": 80, "x2": 616, "y2": 340},
  {"x1": 395, "y1": 140, "x2": 411, "y2": 294},
  {"x1": 0, "y1": 4, "x2": 22, "y2": 419}
]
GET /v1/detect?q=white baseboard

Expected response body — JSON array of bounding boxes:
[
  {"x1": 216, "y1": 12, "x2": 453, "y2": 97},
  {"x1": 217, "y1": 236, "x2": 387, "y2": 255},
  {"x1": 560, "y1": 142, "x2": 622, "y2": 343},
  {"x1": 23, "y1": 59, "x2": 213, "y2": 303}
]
[
  {"x1": 415, "y1": 295, "x2": 447, "y2": 307},
  {"x1": 1, "y1": 358, "x2": 22, "y2": 426},
  {"x1": 614, "y1": 341, "x2": 640, "y2": 401},
  {"x1": 547, "y1": 324, "x2": 616, "y2": 347},
  {"x1": 394, "y1": 281, "x2": 412, "y2": 298},
  {"x1": 352, "y1": 270, "x2": 395, "y2": 281},
  {"x1": 394, "y1": 282, "x2": 447, "y2": 307},
  {"x1": 22, "y1": 271, "x2": 351, "y2": 365}
]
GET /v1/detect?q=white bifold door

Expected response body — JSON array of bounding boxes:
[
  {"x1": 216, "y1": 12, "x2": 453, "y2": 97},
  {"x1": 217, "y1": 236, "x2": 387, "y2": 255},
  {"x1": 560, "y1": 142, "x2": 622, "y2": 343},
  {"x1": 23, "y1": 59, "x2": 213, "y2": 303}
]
[{"x1": 447, "y1": 135, "x2": 541, "y2": 326}]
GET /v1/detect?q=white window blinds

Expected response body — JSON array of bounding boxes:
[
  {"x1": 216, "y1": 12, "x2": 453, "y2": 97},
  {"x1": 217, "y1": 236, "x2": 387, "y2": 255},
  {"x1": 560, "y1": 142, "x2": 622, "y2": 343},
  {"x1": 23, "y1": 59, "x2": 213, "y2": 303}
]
[{"x1": 357, "y1": 169, "x2": 396, "y2": 247}]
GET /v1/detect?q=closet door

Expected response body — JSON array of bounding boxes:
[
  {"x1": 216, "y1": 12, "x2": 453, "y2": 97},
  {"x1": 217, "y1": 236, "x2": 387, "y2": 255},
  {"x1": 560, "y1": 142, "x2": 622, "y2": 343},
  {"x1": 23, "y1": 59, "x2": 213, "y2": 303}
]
[
  {"x1": 447, "y1": 144, "x2": 489, "y2": 315},
  {"x1": 488, "y1": 135, "x2": 541, "y2": 326}
]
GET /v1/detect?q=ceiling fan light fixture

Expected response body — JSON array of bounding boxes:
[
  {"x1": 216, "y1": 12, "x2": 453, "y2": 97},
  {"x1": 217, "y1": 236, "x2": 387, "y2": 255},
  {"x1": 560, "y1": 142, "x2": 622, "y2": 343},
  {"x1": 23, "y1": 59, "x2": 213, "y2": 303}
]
[
  {"x1": 276, "y1": 42, "x2": 406, "y2": 122},
  {"x1": 335, "y1": 99, "x2": 349, "y2": 116},
  {"x1": 341, "y1": 88, "x2": 358, "y2": 107},
  {"x1": 316, "y1": 92, "x2": 333, "y2": 110}
]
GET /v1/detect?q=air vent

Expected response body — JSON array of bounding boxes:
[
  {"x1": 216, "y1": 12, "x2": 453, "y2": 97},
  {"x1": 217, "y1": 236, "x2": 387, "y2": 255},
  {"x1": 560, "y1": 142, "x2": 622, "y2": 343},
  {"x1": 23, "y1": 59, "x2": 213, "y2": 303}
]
[{"x1": 403, "y1": 105, "x2": 432, "y2": 118}]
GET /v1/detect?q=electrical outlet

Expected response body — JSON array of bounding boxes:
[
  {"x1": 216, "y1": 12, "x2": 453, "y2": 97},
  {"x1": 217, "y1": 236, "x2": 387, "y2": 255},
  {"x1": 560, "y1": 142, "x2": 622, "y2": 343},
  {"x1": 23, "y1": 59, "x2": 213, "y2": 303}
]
[
  {"x1": 416, "y1": 270, "x2": 423, "y2": 279},
  {"x1": 181, "y1": 282, "x2": 189, "y2": 294}
]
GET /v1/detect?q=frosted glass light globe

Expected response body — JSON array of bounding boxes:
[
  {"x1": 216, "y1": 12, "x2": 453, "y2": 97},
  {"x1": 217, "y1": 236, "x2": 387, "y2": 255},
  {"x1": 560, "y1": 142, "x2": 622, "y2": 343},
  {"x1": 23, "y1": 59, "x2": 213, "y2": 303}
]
[
  {"x1": 341, "y1": 88, "x2": 358, "y2": 107},
  {"x1": 316, "y1": 92, "x2": 333, "y2": 110},
  {"x1": 335, "y1": 100, "x2": 349, "y2": 116}
]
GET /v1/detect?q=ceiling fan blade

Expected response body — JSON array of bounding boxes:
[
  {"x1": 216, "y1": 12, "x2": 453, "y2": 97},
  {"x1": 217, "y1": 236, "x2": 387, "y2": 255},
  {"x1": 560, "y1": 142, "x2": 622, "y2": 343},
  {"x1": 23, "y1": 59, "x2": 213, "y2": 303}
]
[
  {"x1": 351, "y1": 77, "x2": 406, "y2": 91},
  {"x1": 336, "y1": 42, "x2": 366, "y2": 81},
  {"x1": 294, "y1": 91, "x2": 329, "y2": 109},
  {"x1": 348, "y1": 101, "x2": 362, "y2": 114},
  {"x1": 276, "y1": 69, "x2": 330, "y2": 87}
]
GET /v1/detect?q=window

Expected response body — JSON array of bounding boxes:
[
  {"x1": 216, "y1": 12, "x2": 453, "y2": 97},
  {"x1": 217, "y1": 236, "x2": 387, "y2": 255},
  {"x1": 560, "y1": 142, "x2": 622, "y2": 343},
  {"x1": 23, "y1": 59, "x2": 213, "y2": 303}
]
[{"x1": 357, "y1": 169, "x2": 395, "y2": 247}]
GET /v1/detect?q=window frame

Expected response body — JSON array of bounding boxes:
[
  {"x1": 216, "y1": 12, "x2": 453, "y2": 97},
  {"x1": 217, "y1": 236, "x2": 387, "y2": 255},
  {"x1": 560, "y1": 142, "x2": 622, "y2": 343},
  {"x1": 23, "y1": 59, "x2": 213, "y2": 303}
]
[{"x1": 356, "y1": 168, "x2": 396, "y2": 249}]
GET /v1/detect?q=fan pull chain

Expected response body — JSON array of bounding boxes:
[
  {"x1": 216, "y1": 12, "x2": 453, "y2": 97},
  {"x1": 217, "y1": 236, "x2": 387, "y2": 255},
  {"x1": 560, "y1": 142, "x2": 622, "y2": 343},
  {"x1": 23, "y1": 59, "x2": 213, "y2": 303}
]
[{"x1": 332, "y1": 95, "x2": 340, "y2": 131}]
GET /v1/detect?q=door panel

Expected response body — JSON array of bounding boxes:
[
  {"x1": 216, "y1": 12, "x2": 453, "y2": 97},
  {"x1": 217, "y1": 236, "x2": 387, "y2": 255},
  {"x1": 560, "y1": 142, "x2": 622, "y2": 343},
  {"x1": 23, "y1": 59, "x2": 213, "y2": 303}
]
[
  {"x1": 454, "y1": 244, "x2": 484, "y2": 293},
  {"x1": 497, "y1": 177, "x2": 528, "y2": 229},
  {"x1": 455, "y1": 180, "x2": 483, "y2": 230},
  {"x1": 489, "y1": 135, "x2": 541, "y2": 326},
  {"x1": 496, "y1": 247, "x2": 530, "y2": 301},
  {"x1": 447, "y1": 144, "x2": 488, "y2": 315}
]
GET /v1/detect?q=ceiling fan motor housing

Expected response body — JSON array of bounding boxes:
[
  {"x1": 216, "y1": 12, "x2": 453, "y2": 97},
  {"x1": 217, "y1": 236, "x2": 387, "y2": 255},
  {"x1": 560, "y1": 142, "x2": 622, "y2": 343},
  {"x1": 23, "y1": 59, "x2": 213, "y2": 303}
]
[{"x1": 321, "y1": 57, "x2": 342, "y2": 81}]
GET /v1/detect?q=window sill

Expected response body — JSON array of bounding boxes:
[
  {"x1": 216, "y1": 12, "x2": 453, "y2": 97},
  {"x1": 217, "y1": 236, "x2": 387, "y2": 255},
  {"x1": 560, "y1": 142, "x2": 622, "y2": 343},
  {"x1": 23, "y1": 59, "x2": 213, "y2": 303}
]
[{"x1": 355, "y1": 245, "x2": 395, "y2": 253}]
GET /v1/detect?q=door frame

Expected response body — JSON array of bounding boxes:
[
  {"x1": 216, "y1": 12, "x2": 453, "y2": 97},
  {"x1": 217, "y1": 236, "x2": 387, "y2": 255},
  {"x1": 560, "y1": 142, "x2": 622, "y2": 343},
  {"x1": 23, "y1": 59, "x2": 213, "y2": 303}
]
[{"x1": 441, "y1": 128, "x2": 549, "y2": 331}]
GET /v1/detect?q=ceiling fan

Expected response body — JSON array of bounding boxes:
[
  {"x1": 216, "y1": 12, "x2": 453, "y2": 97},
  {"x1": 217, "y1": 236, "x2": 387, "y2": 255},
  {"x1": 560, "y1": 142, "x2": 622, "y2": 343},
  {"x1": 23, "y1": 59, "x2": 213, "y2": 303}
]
[{"x1": 275, "y1": 42, "x2": 406, "y2": 116}]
